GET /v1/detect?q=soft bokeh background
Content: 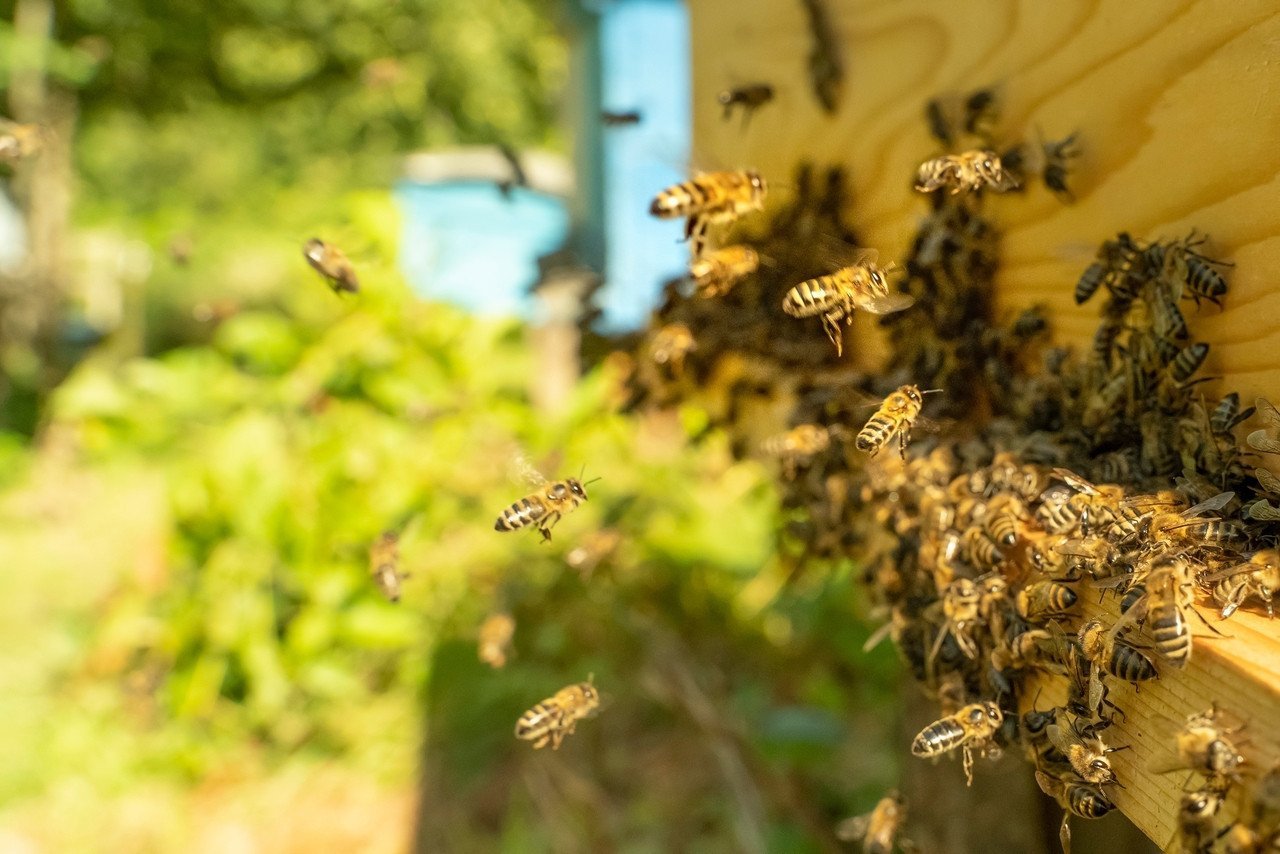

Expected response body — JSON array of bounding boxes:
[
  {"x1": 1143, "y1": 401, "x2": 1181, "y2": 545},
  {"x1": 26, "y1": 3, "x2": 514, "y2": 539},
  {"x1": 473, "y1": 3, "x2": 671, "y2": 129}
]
[{"x1": 0, "y1": 2, "x2": 903, "y2": 851}]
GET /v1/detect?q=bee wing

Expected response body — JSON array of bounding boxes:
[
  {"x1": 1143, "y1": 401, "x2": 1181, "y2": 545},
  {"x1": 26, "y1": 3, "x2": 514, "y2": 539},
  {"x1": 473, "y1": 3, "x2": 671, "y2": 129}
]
[
  {"x1": 1185, "y1": 491, "x2": 1235, "y2": 517},
  {"x1": 1247, "y1": 499, "x2": 1280, "y2": 521},
  {"x1": 1247, "y1": 429, "x2": 1280, "y2": 454},
  {"x1": 856, "y1": 292, "x2": 916, "y2": 315},
  {"x1": 1046, "y1": 723, "x2": 1077, "y2": 754},
  {"x1": 1201, "y1": 560, "x2": 1258, "y2": 584},
  {"x1": 1254, "y1": 466, "x2": 1280, "y2": 495},
  {"x1": 510, "y1": 452, "x2": 549, "y2": 487},
  {"x1": 1257, "y1": 397, "x2": 1280, "y2": 428},
  {"x1": 847, "y1": 247, "x2": 880, "y2": 266},
  {"x1": 1052, "y1": 468, "x2": 1098, "y2": 494},
  {"x1": 834, "y1": 815, "x2": 870, "y2": 843}
]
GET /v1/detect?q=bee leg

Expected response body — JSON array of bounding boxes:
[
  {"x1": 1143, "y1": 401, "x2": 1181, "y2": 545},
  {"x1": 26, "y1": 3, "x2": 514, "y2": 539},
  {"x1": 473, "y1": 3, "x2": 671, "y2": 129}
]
[
  {"x1": 550, "y1": 729, "x2": 565, "y2": 750},
  {"x1": 685, "y1": 215, "x2": 710, "y2": 259},
  {"x1": 1058, "y1": 813, "x2": 1071, "y2": 854},
  {"x1": 821, "y1": 312, "x2": 843, "y2": 356},
  {"x1": 538, "y1": 512, "x2": 563, "y2": 543},
  {"x1": 962, "y1": 746, "x2": 974, "y2": 787},
  {"x1": 533, "y1": 734, "x2": 550, "y2": 749}
]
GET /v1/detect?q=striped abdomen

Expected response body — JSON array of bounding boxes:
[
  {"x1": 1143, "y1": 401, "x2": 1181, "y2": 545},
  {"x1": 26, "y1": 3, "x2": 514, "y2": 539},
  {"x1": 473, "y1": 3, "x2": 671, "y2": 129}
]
[
  {"x1": 1185, "y1": 257, "x2": 1227, "y2": 304},
  {"x1": 1148, "y1": 601, "x2": 1190, "y2": 667},
  {"x1": 1106, "y1": 641, "x2": 1160, "y2": 681},
  {"x1": 495, "y1": 494, "x2": 548, "y2": 532},
  {"x1": 1067, "y1": 784, "x2": 1115, "y2": 819},
  {"x1": 856, "y1": 412, "x2": 900, "y2": 455},
  {"x1": 783, "y1": 277, "x2": 845, "y2": 317},
  {"x1": 648, "y1": 171, "x2": 759, "y2": 220},
  {"x1": 1074, "y1": 262, "x2": 1105, "y2": 305},
  {"x1": 915, "y1": 156, "x2": 958, "y2": 192},
  {"x1": 515, "y1": 701, "x2": 564, "y2": 745},
  {"x1": 911, "y1": 718, "x2": 966, "y2": 757}
]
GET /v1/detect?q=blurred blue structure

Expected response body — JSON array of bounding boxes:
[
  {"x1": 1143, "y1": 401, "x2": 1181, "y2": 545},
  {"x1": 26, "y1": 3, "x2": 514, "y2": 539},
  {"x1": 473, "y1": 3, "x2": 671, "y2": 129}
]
[{"x1": 395, "y1": 0, "x2": 691, "y2": 331}]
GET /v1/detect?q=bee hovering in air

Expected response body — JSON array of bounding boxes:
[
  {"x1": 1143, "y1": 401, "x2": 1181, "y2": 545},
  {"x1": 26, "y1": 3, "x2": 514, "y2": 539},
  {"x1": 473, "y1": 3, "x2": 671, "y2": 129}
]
[
  {"x1": 477, "y1": 612, "x2": 516, "y2": 669},
  {"x1": 915, "y1": 150, "x2": 1019, "y2": 194},
  {"x1": 369, "y1": 531, "x2": 407, "y2": 602},
  {"x1": 494, "y1": 458, "x2": 596, "y2": 543},
  {"x1": 689, "y1": 245, "x2": 759, "y2": 298},
  {"x1": 650, "y1": 323, "x2": 696, "y2": 376},
  {"x1": 781, "y1": 250, "x2": 914, "y2": 356},
  {"x1": 760, "y1": 423, "x2": 839, "y2": 479},
  {"x1": 514, "y1": 677, "x2": 601, "y2": 750},
  {"x1": 718, "y1": 83, "x2": 775, "y2": 128},
  {"x1": 835, "y1": 791, "x2": 908, "y2": 853},
  {"x1": 1041, "y1": 131, "x2": 1080, "y2": 202},
  {"x1": 303, "y1": 238, "x2": 359, "y2": 295},
  {"x1": 911, "y1": 700, "x2": 1004, "y2": 786},
  {"x1": 856, "y1": 385, "x2": 941, "y2": 459},
  {"x1": 0, "y1": 120, "x2": 43, "y2": 166},
  {"x1": 649, "y1": 169, "x2": 767, "y2": 260}
]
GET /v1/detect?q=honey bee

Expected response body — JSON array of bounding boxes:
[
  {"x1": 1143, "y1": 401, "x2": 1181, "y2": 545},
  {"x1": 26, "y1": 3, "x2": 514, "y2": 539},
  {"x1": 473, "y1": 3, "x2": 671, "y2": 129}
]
[
  {"x1": 835, "y1": 791, "x2": 907, "y2": 853},
  {"x1": 982, "y1": 493, "x2": 1026, "y2": 547},
  {"x1": 963, "y1": 87, "x2": 999, "y2": 138},
  {"x1": 1047, "y1": 717, "x2": 1124, "y2": 786},
  {"x1": 649, "y1": 170, "x2": 767, "y2": 259},
  {"x1": 930, "y1": 577, "x2": 982, "y2": 664},
  {"x1": 650, "y1": 323, "x2": 696, "y2": 376},
  {"x1": 369, "y1": 531, "x2": 407, "y2": 602},
  {"x1": 1016, "y1": 580, "x2": 1079, "y2": 622},
  {"x1": 760, "y1": 423, "x2": 835, "y2": 478},
  {"x1": 1216, "y1": 823, "x2": 1266, "y2": 854},
  {"x1": 964, "y1": 525, "x2": 1003, "y2": 570},
  {"x1": 1034, "y1": 769, "x2": 1116, "y2": 854},
  {"x1": 718, "y1": 83, "x2": 775, "y2": 127},
  {"x1": 514, "y1": 677, "x2": 601, "y2": 750},
  {"x1": 1177, "y1": 788, "x2": 1223, "y2": 854},
  {"x1": 1041, "y1": 132, "x2": 1080, "y2": 202},
  {"x1": 0, "y1": 120, "x2": 43, "y2": 165},
  {"x1": 1160, "y1": 230, "x2": 1231, "y2": 308},
  {"x1": 781, "y1": 252, "x2": 914, "y2": 356},
  {"x1": 911, "y1": 701, "x2": 1004, "y2": 786},
  {"x1": 565, "y1": 527, "x2": 623, "y2": 579},
  {"x1": 1168, "y1": 342, "x2": 1210, "y2": 383},
  {"x1": 1204, "y1": 549, "x2": 1280, "y2": 619},
  {"x1": 303, "y1": 238, "x2": 359, "y2": 294},
  {"x1": 989, "y1": 627, "x2": 1061, "y2": 683},
  {"x1": 689, "y1": 245, "x2": 759, "y2": 298},
  {"x1": 494, "y1": 461, "x2": 594, "y2": 543},
  {"x1": 1074, "y1": 262, "x2": 1106, "y2": 305},
  {"x1": 477, "y1": 612, "x2": 516, "y2": 668},
  {"x1": 1120, "y1": 554, "x2": 1221, "y2": 669},
  {"x1": 1077, "y1": 617, "x2": 1158, "y2": 685},
  {"x1": 914, "y1": 150, "x2": 1019, "y2": 194},
  {"x1": 856, "y1": 385, "x2": 939, "y2": 458},
  {"x1": 1152, "y1": 706, "x2": 1246, "y2": 787}
]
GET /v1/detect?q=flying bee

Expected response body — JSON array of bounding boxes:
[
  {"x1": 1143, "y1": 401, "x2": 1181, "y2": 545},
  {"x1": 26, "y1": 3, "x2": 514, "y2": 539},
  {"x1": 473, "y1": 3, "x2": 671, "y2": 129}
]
[
  {"x1": 914, "y1": 150, "x2": 1019, "y2": 194},
  {"x1": 1203, "y1": 548, "x2": 1280, "y2": 619},
  {"x1": 304, "y1": 238, "x2": 359, "y2": 294},
  {"x1": 1016, "y1": 580, "x2": 1079, "y2": 622},
  {"x1": 650, "y1": 323, "x2": 696, "y2": 376},
  {"x1": 781, "y1": 251, "x2": 915, "y2": 356},
  {"x1": 649, "y1": 169, "x2": 767, "y2": 259},
  {"x1": 689, "y1": 244, "x2": 759, "y2": 298},
  {"x1": 494, "y1": 459, "x2": 595, "y2": 543},
  {"x1": 369, "y1": 531, "x2": 407, "y2": 602},
  {"x1": 1151, "y1": 705, "x2": 1246, "y2": 786},
  {"x1": 835, "y1": 791, "x2": 908, "y2": 853},
  {"x1": 0, "y1": 120, "x2": 43, "y2": 165},
  {"x1": 1047, "y1": 717, "x2": 1125, "y2": 786},
  {"x1": 600, "y1": 109, "x2": 642, "y2": 126},
  {"x1": 855, "y1": 385, "x2": 940, "y2": 458},
  {"x1": 911, "y1": 701, "x2": 1004, "y2": 786},
  {"x1": 717, "y1": 83, "x2": 775, "y2": 127},
  {"x1": 761, "y1": 423, "x2": 835, "y2": 478},
  {"x1": 1176, "y1": 788, "x2": 1223, "y2": 854},
  {"x1": 565, "y1": 527, "x2": 623, "y2": 579},
  {"x1": 514, "y1": 677, "x2": 601, "y2": 750},
  {"x1": 477, "y1": 612, "x2": 516, "y2": 669},
  {"x1": 1078, "y1": 618, "x2": 1159, "y2": 685},
  {"x1": 1041, "y1": 131, "x2": 1080, "y2": 202}
]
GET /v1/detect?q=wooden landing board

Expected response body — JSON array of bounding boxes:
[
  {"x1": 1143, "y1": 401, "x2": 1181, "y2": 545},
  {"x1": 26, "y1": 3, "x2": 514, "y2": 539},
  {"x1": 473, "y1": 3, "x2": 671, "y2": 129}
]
[{"x1": 691, "y1": 0, "x2": 1280, "y2": 409}]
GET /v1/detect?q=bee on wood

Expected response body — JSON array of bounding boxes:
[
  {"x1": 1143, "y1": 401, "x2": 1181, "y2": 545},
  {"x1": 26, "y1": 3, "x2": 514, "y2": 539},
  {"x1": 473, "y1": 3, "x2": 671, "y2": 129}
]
[
  {"x1": 650, "y1": 323, "x2": 696, "y2": 376},
  {"x1": 477, "y1": 612, "x2": 515, "y2": 669},
  {"x1": 718, "y1": 83, "x2": 775, "y2": 127},
  {"x1": 1041, "y1": 132, "x2": 1080, "y2": 202},
  {"x1": 494, "y1": 459, "x2": 595, "y2": 543},
  {"x1": 1047, "y1": 717, "x2": 1125, "y2": 786},
  {"x1": 0, "y1": 120, "x2": 43, "y2": 166},
  {"x1": 689, "y1": 245, "x2": 759, "y2": 298},
  {"x1": 1016, "y1": 580, "x2": 1079, "y2": 622},
  {"x1": 835, "y1": 791, "x2": 908, "y2": 853},
  {"x1": 304, "y1": 238, "x2": 359, "y2": 295},
  {"x1": 856, "y1": 385, "x2": 939, "y2": 458},
  {"x1": 1204, "y1": 548, "x2": 1280, "y2": 619},
  {"x1": 781, "y1": 251, "x2": 914, "y2": 356},
  {"x1": 1034, "y1": 769, "x2": 1116, "y2": 854},
  {"x1": 915, "y1": 150, "x2": 1019, "y2": 195},
  {"x1": 649, "y1": 170, "x2": 767, "y2": 259},
  {"x1": 1078, "y1": 617, "x2": 1158, "y2": 685},
  {"x1": 1152, "y1": 706, "x2": 1246, "y2": 788},
  {"x1": 1160, "y1": 230, "x2": 1232, "y2": 308},
  {"x1": 911, "y1": 700, "x2": 1004, "y2": 786},
  {"x1": 515, "y1": 678, "x2": 601, "y2": 750},
  {"x1": 369, "y1": 531, "x2": 407, "y2": 602}
]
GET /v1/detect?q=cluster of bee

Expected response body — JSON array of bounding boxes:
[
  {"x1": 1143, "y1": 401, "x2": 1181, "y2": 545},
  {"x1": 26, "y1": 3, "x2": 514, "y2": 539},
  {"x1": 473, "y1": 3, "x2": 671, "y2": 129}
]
[{"x1": 622, "y1": 84, "x2": 1280, "y2": 850}]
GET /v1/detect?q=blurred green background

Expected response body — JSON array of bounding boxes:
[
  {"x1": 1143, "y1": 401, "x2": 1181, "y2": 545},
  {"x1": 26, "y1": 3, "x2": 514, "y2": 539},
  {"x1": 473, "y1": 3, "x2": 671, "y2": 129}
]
[{"x1": 0, "y1": 1, "x2": 901, "y2": 851}]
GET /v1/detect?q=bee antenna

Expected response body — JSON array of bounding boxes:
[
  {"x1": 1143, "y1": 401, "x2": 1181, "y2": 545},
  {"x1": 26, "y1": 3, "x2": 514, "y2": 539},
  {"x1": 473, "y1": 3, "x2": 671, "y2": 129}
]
[
  {"x1": 921, "y1": 388, "x2": 945, "y2": 395},
  {"x1": 583, "y1": 477, "x2": 603, "y2": 486}
]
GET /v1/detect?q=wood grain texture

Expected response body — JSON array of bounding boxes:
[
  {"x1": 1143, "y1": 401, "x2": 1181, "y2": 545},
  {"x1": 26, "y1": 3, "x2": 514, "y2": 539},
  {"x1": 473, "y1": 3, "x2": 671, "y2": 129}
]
[{"x1": 690, "y1": 2, "x2": 1280, "y2": 849}]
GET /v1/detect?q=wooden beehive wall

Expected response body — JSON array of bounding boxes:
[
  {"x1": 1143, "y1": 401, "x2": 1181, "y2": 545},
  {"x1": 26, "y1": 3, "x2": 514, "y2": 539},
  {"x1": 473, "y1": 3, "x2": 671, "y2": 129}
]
[
  {"x1": 686, "y1": 1, "x2": 1280, "y2": 850},
  {"x1": 692, "y1": 0, "x2": 1280, "y2": 403}
]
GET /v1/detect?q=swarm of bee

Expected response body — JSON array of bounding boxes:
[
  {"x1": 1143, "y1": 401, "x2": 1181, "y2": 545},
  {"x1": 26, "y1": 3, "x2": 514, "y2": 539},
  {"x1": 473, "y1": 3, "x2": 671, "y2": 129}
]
[{"x1": 624, "y1": 86, "x2": 1280, "y2": 850}]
